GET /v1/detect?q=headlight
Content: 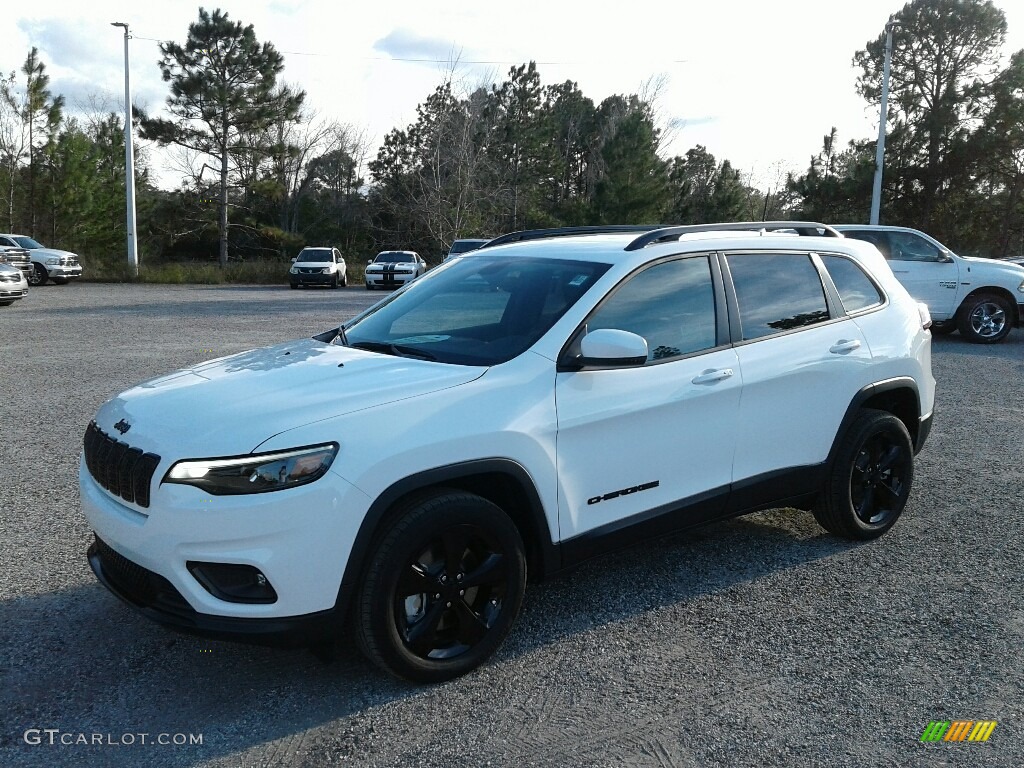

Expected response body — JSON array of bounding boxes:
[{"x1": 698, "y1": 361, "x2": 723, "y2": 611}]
[
  {"x1": 289, "y1": 266, "x2": 298, "y2": 274},
  {"x1": 164, "y1": 443, "x2": 338, "y2": 495},
  {"x1": 321, "y1": 267, "x2": 332, "y2": 274},
  {"x1": 45, "y1": 257, "x2": 60, "y2": 265}
]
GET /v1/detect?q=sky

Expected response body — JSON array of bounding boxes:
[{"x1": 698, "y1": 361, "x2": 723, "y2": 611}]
[{"x1": 4, "y1": 0, "x2": 1024, "y2": 192}]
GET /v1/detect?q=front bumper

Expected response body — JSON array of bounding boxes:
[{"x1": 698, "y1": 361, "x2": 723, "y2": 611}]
[
  {"x1": 87, "y1": 535, "x2": 343, "y2": 646},
  {"x1": 915, "y1": 411, "x2": 933, "y2": 455},
  {"x1": 365, "y1": 272, "x2": 415, "y2": 288},
  {"x1": 0, "y1": 286, "x2": 27, "y2": 300},
  {"x1": 291, "y1": 272, "x2": 335, "y2": 285},
  {"x1": 46, "y1": 264, "x2": 82, "y2": 278},
  {"x1": 80, "y1": 454, "x2": 370, "y2": 626}
]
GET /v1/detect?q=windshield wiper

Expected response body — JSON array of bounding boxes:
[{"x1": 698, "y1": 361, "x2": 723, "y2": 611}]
[{"x1": 349, "y1": 340, "x2": 437, "y2": 361}]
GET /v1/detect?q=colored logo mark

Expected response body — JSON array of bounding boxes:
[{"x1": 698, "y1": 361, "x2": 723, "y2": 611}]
[{"x1": 920, "y1": 720, "x2": 997, "y2": 742}]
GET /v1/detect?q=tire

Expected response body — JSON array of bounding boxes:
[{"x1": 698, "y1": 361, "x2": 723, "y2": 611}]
[
  {"x1": 929, "y1": 321, "x2": 955, "y2": 336},
  {"x1": 340, "y1": 272, "x2": 347, "y2": 287},
  {"x1": 52, "y1": 277, "x2": 68, "y2": 285},
  {"x1": 290, "y1": 283, "x2": 298, "y2": 289},
  {"x1": 813, "y1": 409, "x2": 914, "y2": 541},
  {"x1": 28, "y1": 263, "x2": 47, "y2": 286},
  {"x1": 354, "y1": 490, "x2": 527, "y2": 683},
  {"x1": 957, "y1": 293, "x2": 1012, "y2": 343},
  {"x1": 365, "y1": 284, "x2": 373, "y2": 290},
  {"x1": 330, "y1": 274, "x2": 339, "y2": 289}
]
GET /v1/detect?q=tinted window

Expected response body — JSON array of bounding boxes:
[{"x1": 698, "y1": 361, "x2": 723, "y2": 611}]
[
  {"x1": 842, "y1": 230, "x2": 891, "y2": 259},
  {"x1": 726, "y1": 253, "x2": 830, "y2": 340},
  {"x1": 888, "y1": 231, "x2": 941, "y2": 262},
  {"x1": 821, "y1": 255, "x2": 884, "y2": 313},
  {"x1": 587, "y1": 256, "x2": 716, "y2": 361},
  {"x1": 375, "y1": 252, "x2": 416, "y2": 263}
]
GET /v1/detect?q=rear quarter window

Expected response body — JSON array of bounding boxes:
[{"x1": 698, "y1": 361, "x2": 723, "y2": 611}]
[{"x1": 821, "y1": 255, "x2": 884, "y2": 313}]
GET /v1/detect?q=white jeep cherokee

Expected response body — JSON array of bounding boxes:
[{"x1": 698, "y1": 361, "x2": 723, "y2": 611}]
[
  {"x1": 834, "y1": 224, "x2": 1024, "y2": 343},
  {"x1": 81, "y1": 222, "x2": 935, "y2": 682}
]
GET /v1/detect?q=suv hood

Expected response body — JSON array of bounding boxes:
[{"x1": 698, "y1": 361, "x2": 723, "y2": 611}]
[
  {"x1": 93, "y1": 339, "x2": 485, "y2": 457},
  {"x1": 293, "y1": 260, "x2": 338, "y2": 268}
]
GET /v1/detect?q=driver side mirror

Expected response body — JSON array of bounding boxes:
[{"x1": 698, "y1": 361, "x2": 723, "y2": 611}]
[
  {"x1": 938, "y1": 250, "x2": 954, "y2": 263},
  {"x1": 561, "y1": 328, "x2": 649, "y2": 371}
]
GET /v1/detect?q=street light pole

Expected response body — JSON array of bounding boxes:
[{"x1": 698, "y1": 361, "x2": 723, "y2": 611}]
[
  {"x1": 870, "y1": 19, "x2": 900, "y2": 225},
  {"x1": 111, "y1": 22, "x2": 139, "y2": 276}
]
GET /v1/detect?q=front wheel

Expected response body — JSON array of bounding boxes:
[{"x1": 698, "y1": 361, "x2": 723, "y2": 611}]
[
  {"x1": 957, "y1": 293, "x2": 1012, "y2": 343},
  {"x1": 29, "y1": 263, "x2": 47, "y2": 286},
  {"x1": 355, "y1": 491, "x2": 527, "y2": 682},
  {"x1": 813, "y1": 409, "x2": 914, "y2": 540}
]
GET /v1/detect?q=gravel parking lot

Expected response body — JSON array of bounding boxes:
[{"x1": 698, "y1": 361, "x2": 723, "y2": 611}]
[{"x1": 1, "y1": 282, "x2": 1022, "y2": 768}]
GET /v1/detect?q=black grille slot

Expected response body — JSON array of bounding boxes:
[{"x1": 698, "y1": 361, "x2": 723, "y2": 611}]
[
  {"x1": 90, "y1": 536, "x2": 189, "y2": 612},
  {"x1": 83, "y1": 421, "x2": 161, "y2": 509}
]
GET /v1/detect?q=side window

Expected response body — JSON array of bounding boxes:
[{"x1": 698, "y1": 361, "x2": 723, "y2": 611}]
[
  {"x1": 844, "y1": 230, "x2": 891, "y2": 259},
  {"x1": 726, "y1": 252, "x2": 830, "y2": 341},
  {"x1": 821, "y1": 255, "x2": 884, "y2": 313},
  {"x1": 889, "y1": 231, "x2": 941, "y2": 262},
  {"x1": 587, "y1": 256, "x2": 716, "y2": 361}
]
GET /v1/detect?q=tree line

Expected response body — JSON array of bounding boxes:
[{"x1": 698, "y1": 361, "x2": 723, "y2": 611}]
[{"x1": 0, "y1": 0, "x2": 1021, "y2": 274}]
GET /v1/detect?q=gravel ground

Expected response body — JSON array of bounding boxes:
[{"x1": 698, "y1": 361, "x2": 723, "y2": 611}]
[{"x1": 1, "y1": 282, "x2": 1022, "y2": 768}]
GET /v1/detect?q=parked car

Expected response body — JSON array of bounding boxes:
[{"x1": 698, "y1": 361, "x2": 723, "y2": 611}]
[
  {"x1": 834, "y1": 224, "x2": 1024, "y2": 343},
  {"x1": 0, "y1": 234, "x2": 83, "y2": 286},
  {"x1": 289, "y1": 247, "x2": 347, "y2": 289},
  {"x1": 0, "y1": 245, "x2": 33, "y2": 281},
  {"x1": 0, "y1": 262, "x2": 28, "y2": 305},
  {"x1": 81, "y1": 221, "x2": 934, "y2": 682},
  {"x1": 444, "y1": 238, "x2": 490, "y2": 261},
  {"x1": 364, "y1": 250, "x2": 427, "y2": 289}
]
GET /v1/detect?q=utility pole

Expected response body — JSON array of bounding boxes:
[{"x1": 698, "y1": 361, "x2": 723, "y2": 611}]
[
  {"x1": 870, "y1": 19, "x2": 901, "y2": 225},
  {"x1": 111, "y1": 22, "x2": 139, "y2": 276}
]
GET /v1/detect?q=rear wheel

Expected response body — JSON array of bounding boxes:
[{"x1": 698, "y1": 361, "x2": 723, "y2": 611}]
[
  {"x1": 813, "y1": 409, "x2": 914, "y2": 540},
  {"x1": 957, "y1": 293, "x2": 1012, "y2": 343},
  {"x1": 355, "y1": 490, "x2": 527, "y2": 682},
  {"x1": 29, "y1": 263, "x2": 47, "y2": 286}
]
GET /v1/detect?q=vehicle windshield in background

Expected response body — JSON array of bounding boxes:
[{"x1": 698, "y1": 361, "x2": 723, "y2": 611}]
[
  {"x1": 449, "y1": 240, "x2": 488, "y2": 255},
  {"x1": 343, "y1": 254, "x2": 611, "y2": 366},
  {"x1": 374, "y1": 252, "x2": 416, "y2": 263},
  {"x1": 297, "y1": 249, "x2": 333, "y2": 262},
  {"x1": 13, "y1": 236, "x2": 44, "y2": 249}
]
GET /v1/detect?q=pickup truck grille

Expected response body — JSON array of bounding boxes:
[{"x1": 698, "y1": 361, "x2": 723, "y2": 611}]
[{"x1": 83, "y1": 421, "x2": 161, "y2": 508}]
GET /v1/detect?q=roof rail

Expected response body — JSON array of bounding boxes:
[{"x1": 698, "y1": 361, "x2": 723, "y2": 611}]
[
  {"x1": 624, "y1": 221, "x2": 842, "y2": 251},
  {"x1": 479, "y1": 225, "x2": 664, "y2": 250}
]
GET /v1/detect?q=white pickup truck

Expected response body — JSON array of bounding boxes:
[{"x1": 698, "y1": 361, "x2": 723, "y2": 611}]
[{"x1": 835, "y1": 225, "x2": 1024, "y2": 343}]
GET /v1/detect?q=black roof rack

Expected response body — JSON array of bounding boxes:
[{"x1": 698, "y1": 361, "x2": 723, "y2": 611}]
[
  {"x1": 479, "y1": 225, "x2": 665, "y2": 250},
  {"x1": 624, "y1": 221, "x2": 841, "y2": 251}
]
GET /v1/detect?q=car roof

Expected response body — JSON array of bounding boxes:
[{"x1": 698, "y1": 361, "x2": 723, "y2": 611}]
[{"x1": 473, "y1": 222, "x2": 866, "y2": 266}]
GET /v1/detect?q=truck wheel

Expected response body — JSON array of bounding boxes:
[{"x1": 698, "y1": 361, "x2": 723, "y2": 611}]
[
  {"x1": 957, "y1": 293, "x2": 1012, "y2": 343},
  {"x1": 813, "y1": 409, "x2": 914, "y2": 540},
  {"x1": 354, "y1": 490, "x2": 526, "y2": 682},
  {"x1": 29, "y1": 263, "x2": 47, "y2": 286}
]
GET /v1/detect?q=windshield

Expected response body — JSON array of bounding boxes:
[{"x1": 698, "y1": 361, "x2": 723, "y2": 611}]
[
  {"x1": 297, "y1": 249, "x2": 333, "y2": 262},
  {"x1": 13, "y1": 236, "x2": 44, "y2": 249},
  {"x1": 374, "y1": 252, "x2": 415, "y2": 263},
  {"x1": 343, "y1": 254, "x2": 611, "y2": 365}
]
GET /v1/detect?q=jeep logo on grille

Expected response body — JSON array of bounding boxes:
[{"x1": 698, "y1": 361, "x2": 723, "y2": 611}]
[{"x1": 113, "y1": 419, "x2": 131, "y2": 434}]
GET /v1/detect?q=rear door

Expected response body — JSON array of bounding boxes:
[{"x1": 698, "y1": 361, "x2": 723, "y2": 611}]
[{"x1": 723, "y1": 251, "x2": 873, "y2": 490}]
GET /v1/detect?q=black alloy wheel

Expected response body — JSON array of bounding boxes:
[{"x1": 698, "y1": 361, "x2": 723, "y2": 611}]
[
  {"x1": 355, "y1": 491, "x2": 526, "y2": 682},
  {"x1": 813, "y1": 409, "x2": 914, "y2": 540}
]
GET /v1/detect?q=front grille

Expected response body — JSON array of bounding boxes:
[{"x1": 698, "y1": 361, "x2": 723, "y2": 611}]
[
  {"x1": 61, "y1": 257, "x2": 78, "y2": 266},
  {"x1": 83, "y1": 421, "x2": 161, "y2": 508},
  {"x1": 91, "y1": 536, "x2": 190, "y2": 612}
]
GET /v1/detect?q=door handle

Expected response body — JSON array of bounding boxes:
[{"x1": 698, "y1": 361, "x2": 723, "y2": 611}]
[
  {"x1": 692, "y1": 368, "x2": 734, "y2": 384},
  {"x1": 829, "y1": 339, "x2": 862, "y2": 354}
]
